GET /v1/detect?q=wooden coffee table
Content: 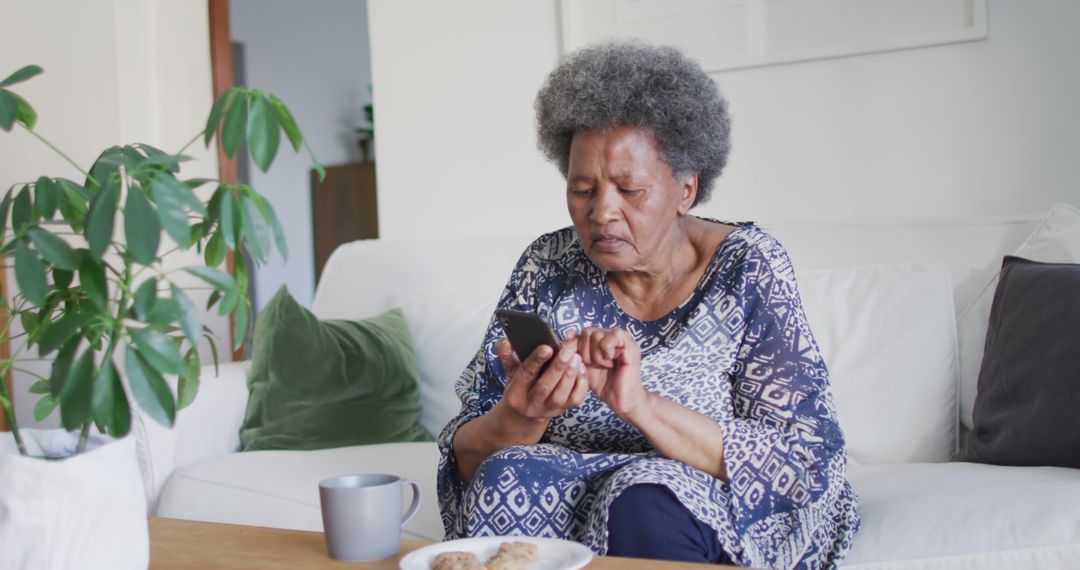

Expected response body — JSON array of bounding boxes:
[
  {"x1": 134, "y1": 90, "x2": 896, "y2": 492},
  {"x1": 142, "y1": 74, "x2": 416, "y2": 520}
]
[{"x1": 149, "y1": 517, "x2": 733, "y2": 569}]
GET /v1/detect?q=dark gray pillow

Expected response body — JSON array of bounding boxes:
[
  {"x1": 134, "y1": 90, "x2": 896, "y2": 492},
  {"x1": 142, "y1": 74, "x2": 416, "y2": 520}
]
[{"x1": 963, "y1": 256, "x2": 1080, "y2": 468}]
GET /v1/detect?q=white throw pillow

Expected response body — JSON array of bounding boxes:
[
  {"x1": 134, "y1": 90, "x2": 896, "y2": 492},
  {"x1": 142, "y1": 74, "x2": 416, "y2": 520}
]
[
  {"x1": 798, "y1": 263, "x2": 958, "y2": 464},
  {"x1": 397, "y1": 291, "x2": 498, "y2": 438},
  {"x1": 956, "y1": 203, "x2": 1080, "y2": 428}
]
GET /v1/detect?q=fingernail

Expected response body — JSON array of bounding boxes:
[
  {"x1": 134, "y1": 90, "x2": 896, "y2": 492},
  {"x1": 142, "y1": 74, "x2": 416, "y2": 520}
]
[
  {"x1": 559, "y1": 349, "x2": 572, "y2": 363},
  {"x1": 539, "y1": 346, "x2": 553, "y2": 358}
]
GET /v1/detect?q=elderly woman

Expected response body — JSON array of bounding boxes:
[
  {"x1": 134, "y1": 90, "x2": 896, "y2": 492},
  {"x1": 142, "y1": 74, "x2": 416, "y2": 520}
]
[{"x1": 437, "y1": 41, "x2": 859, "y2": 568}]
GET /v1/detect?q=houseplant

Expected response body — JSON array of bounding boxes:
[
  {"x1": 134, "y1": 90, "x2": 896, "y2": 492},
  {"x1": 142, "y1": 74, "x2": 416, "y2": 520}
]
[{"x1": 0, "y1": 64, "x2": 322, "y2": 567}]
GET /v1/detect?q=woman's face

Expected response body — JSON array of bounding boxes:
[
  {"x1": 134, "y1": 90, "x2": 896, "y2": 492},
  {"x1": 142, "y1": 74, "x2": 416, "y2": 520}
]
[{"x1": 566, "y1": 126, "x2": 696, "y2": 273}]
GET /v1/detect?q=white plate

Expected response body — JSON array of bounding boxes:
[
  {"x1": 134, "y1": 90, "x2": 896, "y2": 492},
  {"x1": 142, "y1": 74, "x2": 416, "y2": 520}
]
[{"x1": 399, "y1": 536, "x2": 593, "y2": 570}]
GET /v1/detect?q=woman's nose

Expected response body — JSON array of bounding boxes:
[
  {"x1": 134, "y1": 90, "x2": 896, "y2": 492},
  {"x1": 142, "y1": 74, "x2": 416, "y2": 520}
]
[{"x1": 589, "y1": 186, "x2": 620, "y2": 224}]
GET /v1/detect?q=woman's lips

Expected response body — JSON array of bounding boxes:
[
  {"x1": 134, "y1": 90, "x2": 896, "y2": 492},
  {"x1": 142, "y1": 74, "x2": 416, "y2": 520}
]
[{"x1": 592, "y1": 236, "x2": 625, "y2": 252}]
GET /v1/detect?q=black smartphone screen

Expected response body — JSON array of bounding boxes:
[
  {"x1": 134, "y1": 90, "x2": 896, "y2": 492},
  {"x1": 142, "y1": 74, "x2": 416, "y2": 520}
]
[{"x1": 494, "y1": 309, "x2": 561, "y2": 365}]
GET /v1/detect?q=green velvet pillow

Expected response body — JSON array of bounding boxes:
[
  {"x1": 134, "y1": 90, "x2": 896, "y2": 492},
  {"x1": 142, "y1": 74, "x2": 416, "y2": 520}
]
[{"x1": 239, "y1": 287, "x2": 432, "y2": 451}]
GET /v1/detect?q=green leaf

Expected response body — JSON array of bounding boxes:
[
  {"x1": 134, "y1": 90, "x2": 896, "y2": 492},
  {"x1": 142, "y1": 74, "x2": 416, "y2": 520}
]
[
  {"x1": 85, "y1": 183, "x2": 118, "y2": 260},
  {"x1": 268, "y1": 94, "x2": 302, "y2": 152},
  {"x1": 0, "y1": 191, "x2": 12, "y2": 243},
  {"x1": 205, "y1": 332, "x2": 221, "y2": 376},
  {"x1": 28, "y1": 228, "x2": 79, "y2": 270},
  {"x1": 239, "y1": 195, "x2": 270, "y2": 264},
  {"x1": 15, "y1": 240, "x2": 48, "y2": 307},
  {"x1": 132, "y1": 277, "x2": 157, "y2": 321},
  {"x1": 125, "y1": 346, "x2": 176, "y2": 427},
  {"x1": 12, "y1": 185, "x2": 31, "y2": 231},
  {"x1": 33, "y1": 393, "x2": 59, "y2": 422},
  {"x1": 147, "y1": 298, "x2": 182, "y2": 327},
  {"x1": 78, "y1": 254, "x2": 108, "y2": 311},
  {"x1": 53, "y1": 268, "x2": 74, "y2": 290},
  {"x1": 128, "y1": 326, "x2": 186, "y2": 375},
  {"x1": 206, "y1": 289, "x2": 223, "y2": 311},
  {"x1": 247, "y1": 94, "x2": 281, "y2": 172},
  {"x1": 12, "y1": 91, "x2": 36, "y2": 130},
  {"x1": 55, "y1": 179, "x2": 90, "y2": 230},
  {"x1": 221, "y1": 94, "x2": 248, "y2": 158},
  {"x1": 184, "y1": 265, "x2": 235, "y2": 292},
  {"x1": 204, "y1": 89, "x2": 237, "y2": 147},
  {"x1": 29, "y1": 379, "x2": 51, "y2": 395},
  {"x1": 219, "y1": 288, "x2": 239, "y2": 317},
  {"x1": 306, "y1": 141, "x2": 326, "y2": 182},
  {"x1": 203, "y1": 229, "x2": 226, "y2": 267},
  {"x1": 172, "y1": 285, "x2": 201, "y2": 346},
  {"x1": 86, "y1": 146, "x2": 127, "y2": 191},
  {"x1": 0, "y1": 90, "x2": 16, "y2": 131},
  {"x1": 0, "y1": 65, "x2": 43, "y2": 88},
  {"x1": 48, "y1": 337, "x2": 79, "y2": 398},
  {"x1": 220, "y1": 191, "x2": 237, "y2": 249},
  {"x1": 59, "y1": 348, "x2": 94, "y2": 430},
  {"x1": 150, "y1": 176, "x2": 191, "y2": 246},
  {"x1": 177, "y1": 347, "x2": 201, "y2": 410},
  {"x1": 157, "y1": 174, "x2": 207, "y2": 216},
  {"x1": 124, "y1": 183, "x2": 161, "y2": 265},
  {"x1": 19, "y1": 311, "x2": 39, "y2": 344},
  {"x1": 251, "y1": 194, "x2": 288, "y2": 262},
  {"x1": 233, "y1": 298, "x2": 249, "y2": 350},
  {"x1": 91, "y1": 360, "x2": 130, "y2": 436},
  {"x1": 34, "y1": 177, "x2": 59, "y2": 219},
  {"x1": 37, "y1": 309, "x2": 88, "y2": 356}
]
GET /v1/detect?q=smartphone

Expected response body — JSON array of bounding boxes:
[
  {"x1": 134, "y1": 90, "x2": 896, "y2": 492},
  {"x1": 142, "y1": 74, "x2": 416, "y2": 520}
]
[{"x1": 494, "y1": 309, "x2": 561, "y2": 367}]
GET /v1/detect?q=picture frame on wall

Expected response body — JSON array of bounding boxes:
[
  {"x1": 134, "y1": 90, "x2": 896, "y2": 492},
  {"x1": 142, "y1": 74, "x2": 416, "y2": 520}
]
[{"x1": 558, "y1": 0, "x2": 988, "y2": 72}]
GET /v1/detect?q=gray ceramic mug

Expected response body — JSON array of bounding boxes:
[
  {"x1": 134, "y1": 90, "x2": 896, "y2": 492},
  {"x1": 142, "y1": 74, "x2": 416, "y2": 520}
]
[{"x1": 319, "y1": 473, "x2": 422, "y2": 561}]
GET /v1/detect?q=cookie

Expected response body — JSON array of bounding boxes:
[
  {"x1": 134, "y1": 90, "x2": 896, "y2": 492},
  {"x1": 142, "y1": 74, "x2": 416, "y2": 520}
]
[
  {"x1": 484, "y1": 541, "x2": 539, "y2": 570},
  {"x1": 431, "y1": 551, "x2": 485, "y2": 570}
]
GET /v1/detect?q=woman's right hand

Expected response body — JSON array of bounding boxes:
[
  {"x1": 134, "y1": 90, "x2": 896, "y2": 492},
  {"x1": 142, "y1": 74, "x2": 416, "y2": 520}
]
[{"x1": 495, "y1": 332, "x2": 590, "y2": 424}]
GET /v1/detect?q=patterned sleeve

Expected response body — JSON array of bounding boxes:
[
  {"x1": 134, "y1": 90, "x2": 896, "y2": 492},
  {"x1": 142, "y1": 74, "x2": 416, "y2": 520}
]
[
  {"x1": 720, "y1": 237, "x2": 858, "y2": 567},
  {"x1": 435, "y1": 236, "x2": 551, "y2": 539}
]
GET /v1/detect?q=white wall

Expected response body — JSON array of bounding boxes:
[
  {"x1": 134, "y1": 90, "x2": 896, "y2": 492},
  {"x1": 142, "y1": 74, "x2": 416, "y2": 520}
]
[
  {"x1": 369, "y1": 0, "x2": 1080, "y2": 240},
  {"x1": 0, "y1": 0, "x2": 228, "y2": 427},
  {"x1": 231, "y1": 0, "x2": 374, "y2": 311}
]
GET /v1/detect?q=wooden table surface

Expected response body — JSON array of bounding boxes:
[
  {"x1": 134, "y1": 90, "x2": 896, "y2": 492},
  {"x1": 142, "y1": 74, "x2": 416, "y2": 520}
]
[{"x1": 149, "y1": 517, "x2": 730, "y2": 569}]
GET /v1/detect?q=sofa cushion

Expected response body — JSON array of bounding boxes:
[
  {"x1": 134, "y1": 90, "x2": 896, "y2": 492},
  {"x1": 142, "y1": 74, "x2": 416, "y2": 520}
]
[
  {"x1": 798, "y1": 263, "x2": 958, "y2": 464},
  {"x1": 240, "y1": 287, "x2": 431, "y2": 451},
  {"x1": 962, "y1": 257, "x2": 1080, "y2": 468},
  {"x1": 155, "y1": 442, "x2": 444, "y2": 541},
  {"x1": 842, "y1": 462, "x2": 1080, "y2": 569},
  {"x1": 957, "y1": 203, "x2": 1080, "y2": 428},
  {"x1": 396, "y1": 291, "x2": 498, "y2": 438}
]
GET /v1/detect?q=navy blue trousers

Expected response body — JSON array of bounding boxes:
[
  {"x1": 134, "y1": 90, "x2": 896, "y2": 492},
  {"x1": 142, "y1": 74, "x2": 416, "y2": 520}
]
[{"x1": 606, "y1": 484, "x2": 734, "y2": 565}]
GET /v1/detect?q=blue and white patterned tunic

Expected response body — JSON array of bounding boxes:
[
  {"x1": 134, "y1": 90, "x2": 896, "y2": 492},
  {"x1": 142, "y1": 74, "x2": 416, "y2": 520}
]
[{"x1": 437, "y1": 222, "x2": 860, "y2": 569}]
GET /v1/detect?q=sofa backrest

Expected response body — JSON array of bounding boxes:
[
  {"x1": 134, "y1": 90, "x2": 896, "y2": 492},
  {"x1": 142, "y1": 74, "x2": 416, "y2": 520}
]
[{"x1": 312, "y1": 218, "x2": 1039, "y2": 464}]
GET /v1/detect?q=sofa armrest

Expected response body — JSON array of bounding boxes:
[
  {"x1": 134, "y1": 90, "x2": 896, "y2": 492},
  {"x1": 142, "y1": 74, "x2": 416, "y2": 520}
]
[{"x1": 133, "y1": 360, "x2": 251, "y2": 512}]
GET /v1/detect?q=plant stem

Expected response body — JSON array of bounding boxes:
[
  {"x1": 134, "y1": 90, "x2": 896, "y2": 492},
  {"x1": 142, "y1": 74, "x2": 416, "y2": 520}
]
[
  {"x1": 176, "y1": 130, "x2": 204, "y2": 156},
  {"x1": 18, "y1": 124, "x2": 99, "y2": 188},
  {"x1": 75, "y1": 421, "x2": 90, "y2": 454},
  {"x1": 0, "y1": 362, "x2": 27, "y2": 456}
]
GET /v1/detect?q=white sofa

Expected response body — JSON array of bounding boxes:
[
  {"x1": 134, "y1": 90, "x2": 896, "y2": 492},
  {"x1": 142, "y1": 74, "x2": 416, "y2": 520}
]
[{"x1": 139, "y1": 208, "x2": 1080, "y2": 569}]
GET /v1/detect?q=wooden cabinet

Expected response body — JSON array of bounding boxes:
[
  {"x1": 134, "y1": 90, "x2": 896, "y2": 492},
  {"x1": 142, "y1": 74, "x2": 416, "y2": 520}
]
[{"x1": 310, "y1": 161, "x2": 378, "y2": 282}]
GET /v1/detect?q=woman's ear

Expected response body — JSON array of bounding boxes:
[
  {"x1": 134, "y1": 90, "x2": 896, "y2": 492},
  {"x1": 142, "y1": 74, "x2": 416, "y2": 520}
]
[{"x1": 677, "y1": 173, "x2": 698, "y2": 215}]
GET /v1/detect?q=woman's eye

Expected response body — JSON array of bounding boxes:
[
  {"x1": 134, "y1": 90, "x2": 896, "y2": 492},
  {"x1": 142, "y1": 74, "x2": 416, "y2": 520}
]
[
  {"x1": 619, "y1": 188, "x2": 643, "y2": 196},
  {"x1": 569, "y1": 188, "x2": 592, "y2": 196}
]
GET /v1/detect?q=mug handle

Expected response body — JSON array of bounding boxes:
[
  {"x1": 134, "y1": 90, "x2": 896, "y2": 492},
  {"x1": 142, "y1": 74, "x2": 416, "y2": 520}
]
[{"x1": 400, "y1": 479, "x2": 422, "y2": 527}]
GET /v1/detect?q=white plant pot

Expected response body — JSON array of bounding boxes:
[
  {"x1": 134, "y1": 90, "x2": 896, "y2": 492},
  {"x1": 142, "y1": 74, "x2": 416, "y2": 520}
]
[{"x1": 0, "y1": 428, "x2": 149, "y2": 570}]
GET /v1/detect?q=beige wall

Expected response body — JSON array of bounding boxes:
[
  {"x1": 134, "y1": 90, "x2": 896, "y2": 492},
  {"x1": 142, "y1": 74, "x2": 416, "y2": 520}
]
[
  {"x1": 369, "y1": 0, "x2": 1080, "y2": 240},
  {"x1": 0, "y1": 0, "x2": 228, "y2": 427}
]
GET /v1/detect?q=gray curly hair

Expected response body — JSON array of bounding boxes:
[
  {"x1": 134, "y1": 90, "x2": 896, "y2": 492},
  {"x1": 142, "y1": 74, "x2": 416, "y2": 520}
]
[{"x1": 534, "y1": 41, "x2": 731, "y2": 207}]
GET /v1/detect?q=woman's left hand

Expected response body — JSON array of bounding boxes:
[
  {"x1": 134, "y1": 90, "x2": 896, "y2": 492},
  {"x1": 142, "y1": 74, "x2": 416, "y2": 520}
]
[{"x1": 577, "y1": 327, "x2": 650, "y2": 419}]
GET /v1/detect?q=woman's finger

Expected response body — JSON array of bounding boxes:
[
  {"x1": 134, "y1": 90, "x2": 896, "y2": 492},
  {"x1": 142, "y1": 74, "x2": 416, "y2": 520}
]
[
  {"x1": 547, "y1": 358, "x2": 582, "y2": 408},
  {"x1": 567, "y1": 370, "x2": 590, "y2": 408},
  {"x1": 530, "y1": 343, "x2": 577, "y2": 401},
  {"x1": 589, "y1": 330, "x2": 614, "y2": 367},
  {"x1": 515, "y1": 343, "x2": 554, "y2": 385}
]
